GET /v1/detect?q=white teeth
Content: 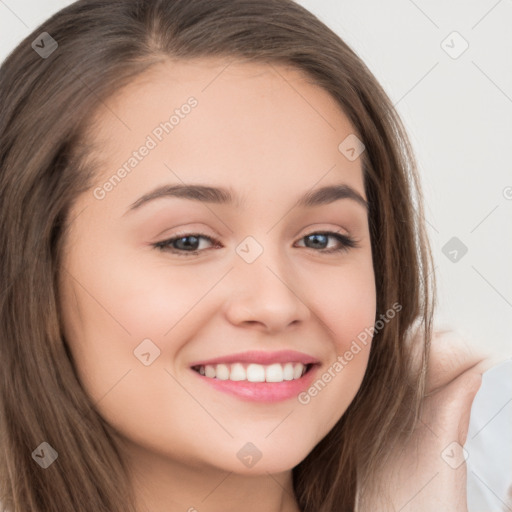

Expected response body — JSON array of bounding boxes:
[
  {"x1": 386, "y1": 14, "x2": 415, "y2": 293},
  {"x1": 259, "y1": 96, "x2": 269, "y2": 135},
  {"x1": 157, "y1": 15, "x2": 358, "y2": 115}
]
[
  {"x1": 283, "y1": 363, "x2": 294, "y2": 381},
  {"x1": 293, "y1": 364, "x2": 303, "y2": 379},
  {"x1": 265, "y1": 363, "x2": 283, "y2": 382},
  {"x1": 246, "y1": 363, "x2": 266, "y2": 382},
  {"x1": 230, "y1": 363, "x2": 246, "y2": 381},
  {"x1": 195, "y1": 362, "x2": 308, "y2": 382},
  {"x1": 205, "y1": 365, "x2": 216, "y2": 378},
  {"x1": 216, "y1": 364, "x2": 230, "y2": 380}
]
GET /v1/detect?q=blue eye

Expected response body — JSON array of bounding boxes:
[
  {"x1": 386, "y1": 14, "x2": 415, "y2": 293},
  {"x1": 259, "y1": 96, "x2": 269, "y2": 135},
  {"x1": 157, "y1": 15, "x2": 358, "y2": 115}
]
[
  {"x1": 154, "y1": 234, "x2": 214, "y2": 254},
  {"x1": 153, "y1": 231, "x2": 358, "y2": 256},
  {"x1": 298, "y1": 232, "x2": 357, "y2": 252}
]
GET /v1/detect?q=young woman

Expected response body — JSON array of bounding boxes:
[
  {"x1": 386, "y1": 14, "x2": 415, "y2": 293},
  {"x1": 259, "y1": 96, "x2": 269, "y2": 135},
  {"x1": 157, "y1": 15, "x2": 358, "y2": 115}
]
[{"x1": 0, "y1": 1, "x2": 495, "y2": 510}]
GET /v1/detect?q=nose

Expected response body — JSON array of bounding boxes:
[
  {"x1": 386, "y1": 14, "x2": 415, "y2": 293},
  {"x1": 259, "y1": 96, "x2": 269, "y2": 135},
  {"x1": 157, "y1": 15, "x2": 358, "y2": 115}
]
[{"x1": 223, "y1": 244, "x2": 311, "y2": 333}]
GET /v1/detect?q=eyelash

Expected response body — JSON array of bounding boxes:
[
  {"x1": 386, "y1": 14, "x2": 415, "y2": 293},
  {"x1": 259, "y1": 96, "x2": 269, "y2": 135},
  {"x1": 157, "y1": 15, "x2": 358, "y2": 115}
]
[{"x1": 153, "y1": 231, "x2": 358, "y2": 256}]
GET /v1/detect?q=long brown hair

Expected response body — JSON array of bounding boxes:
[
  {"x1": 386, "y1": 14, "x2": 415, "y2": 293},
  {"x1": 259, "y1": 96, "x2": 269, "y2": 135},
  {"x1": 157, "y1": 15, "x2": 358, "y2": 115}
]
[{"x1": 0, "y1": 1, "x2": 434, "y2": 510}]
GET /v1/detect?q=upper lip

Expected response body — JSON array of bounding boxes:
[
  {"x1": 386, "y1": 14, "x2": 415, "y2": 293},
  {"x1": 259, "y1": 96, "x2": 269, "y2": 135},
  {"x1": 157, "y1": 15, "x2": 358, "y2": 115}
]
[{"x1": 190, "y1": 350, "x2": 320, "y2": 367}]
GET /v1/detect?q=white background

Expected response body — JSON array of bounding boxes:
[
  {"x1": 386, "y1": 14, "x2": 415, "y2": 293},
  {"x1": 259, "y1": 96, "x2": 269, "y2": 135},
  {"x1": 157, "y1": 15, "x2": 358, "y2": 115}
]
[{"x1": 1, "y1": 0, "x2": 511, "y2": 357}]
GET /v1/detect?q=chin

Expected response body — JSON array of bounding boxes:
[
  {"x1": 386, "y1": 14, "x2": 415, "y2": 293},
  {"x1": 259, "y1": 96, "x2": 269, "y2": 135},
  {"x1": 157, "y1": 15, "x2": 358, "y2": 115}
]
[{"x1": 209, "y1": 439, "x2": 315, "y2": 476}]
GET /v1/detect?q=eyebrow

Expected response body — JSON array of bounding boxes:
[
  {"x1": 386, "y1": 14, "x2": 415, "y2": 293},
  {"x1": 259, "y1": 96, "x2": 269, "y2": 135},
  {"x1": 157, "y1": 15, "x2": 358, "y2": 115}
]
[{"x1": 125, "y1": 182, "x2": 368, "y2": 214}]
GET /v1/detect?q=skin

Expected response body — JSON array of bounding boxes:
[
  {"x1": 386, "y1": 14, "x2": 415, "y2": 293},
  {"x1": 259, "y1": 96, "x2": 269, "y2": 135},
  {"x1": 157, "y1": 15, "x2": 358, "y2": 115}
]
[
  {"x1": 364, "y1": 330, "x2": 496, "y2": 511},
  {"x1": 58, "y1": 57, "x2": 496, "y2": 511},
  {"x1": 59, "y1": 59, "x2": 376, "y2": 512}
]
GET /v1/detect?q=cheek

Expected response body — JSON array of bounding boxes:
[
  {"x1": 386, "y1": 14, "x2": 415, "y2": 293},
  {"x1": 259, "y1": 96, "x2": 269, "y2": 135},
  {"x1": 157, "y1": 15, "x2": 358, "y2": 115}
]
[
  {"x1": 297, "y1": 256, "x2": 376, "y2": 431},
  {"x1": 59, "y1": 240, "x2": 232, "y2": 406},
  {"x1": 58, "y1": 246, "x2": 213, "y2": 460},
  {"x1": 308, "y1": 252, "x2": 376, "y2": 349},
  {"x1": 62, "y1": 242, "x2": 208, "y2": 344}
]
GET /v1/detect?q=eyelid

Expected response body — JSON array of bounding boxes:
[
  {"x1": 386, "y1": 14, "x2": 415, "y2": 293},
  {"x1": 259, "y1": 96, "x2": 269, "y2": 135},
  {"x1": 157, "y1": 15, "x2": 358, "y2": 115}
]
[
  {"x1": 152, "y1": 231, "x2": 220, "y2": 253},
  {"x1": 153, "y1": 228, "x2": 359, "y2": 256}
]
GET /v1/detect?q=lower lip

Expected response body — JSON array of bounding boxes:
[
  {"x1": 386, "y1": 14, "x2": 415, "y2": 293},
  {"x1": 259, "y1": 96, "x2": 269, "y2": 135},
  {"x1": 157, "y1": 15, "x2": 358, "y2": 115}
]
[{"x1": 191, "y1": 365, "x2": 319, "y2": 402}]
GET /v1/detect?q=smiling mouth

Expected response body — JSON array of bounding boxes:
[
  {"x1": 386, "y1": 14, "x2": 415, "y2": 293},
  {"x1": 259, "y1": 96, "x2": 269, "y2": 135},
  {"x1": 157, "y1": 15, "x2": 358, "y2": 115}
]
[{"x1": 191, "y1": 362, "x2": 314, "y2": 383}]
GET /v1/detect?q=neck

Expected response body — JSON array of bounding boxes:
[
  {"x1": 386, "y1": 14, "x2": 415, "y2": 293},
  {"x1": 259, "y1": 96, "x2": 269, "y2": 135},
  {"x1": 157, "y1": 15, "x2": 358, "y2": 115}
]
[{"x1": 119, "y1": 436, "x2": 302, "y2": 512}]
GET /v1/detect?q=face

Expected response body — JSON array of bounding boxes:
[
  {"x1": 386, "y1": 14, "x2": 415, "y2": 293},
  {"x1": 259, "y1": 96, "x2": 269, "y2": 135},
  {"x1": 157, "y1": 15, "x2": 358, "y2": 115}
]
[{"x1": 59, "y1": 58, "x2": 376, "y2": 477}]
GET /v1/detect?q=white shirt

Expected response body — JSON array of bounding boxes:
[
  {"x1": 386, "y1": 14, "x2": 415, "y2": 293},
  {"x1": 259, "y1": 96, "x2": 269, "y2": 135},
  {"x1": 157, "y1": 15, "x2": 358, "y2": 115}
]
[{"x1": 466, "y1": 358, "x2": 512, "y2": 511}]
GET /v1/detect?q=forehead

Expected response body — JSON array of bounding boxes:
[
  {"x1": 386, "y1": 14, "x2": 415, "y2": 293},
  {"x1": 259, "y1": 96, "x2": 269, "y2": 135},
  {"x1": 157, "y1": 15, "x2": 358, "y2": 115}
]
[{"x1": 82, "y1": 57, "x2": 365, "y2": 212}]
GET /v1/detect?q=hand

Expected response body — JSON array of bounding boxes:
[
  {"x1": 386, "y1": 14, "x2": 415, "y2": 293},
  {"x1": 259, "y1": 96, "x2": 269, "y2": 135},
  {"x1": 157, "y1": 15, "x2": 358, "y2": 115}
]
[{"x1": 361, "y1": 329, "x2": 494, "y2": 511}]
